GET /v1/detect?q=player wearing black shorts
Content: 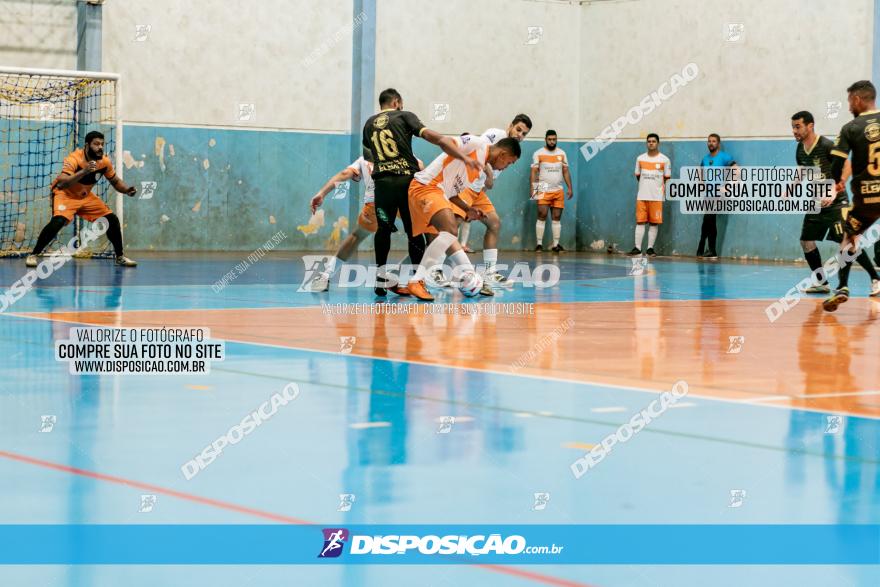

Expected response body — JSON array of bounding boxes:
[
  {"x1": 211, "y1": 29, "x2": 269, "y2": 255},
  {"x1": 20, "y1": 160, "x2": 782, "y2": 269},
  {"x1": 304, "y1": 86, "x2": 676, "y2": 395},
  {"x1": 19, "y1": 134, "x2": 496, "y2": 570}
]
[
  {"x1": 362, "y1": 88, "x2": 479, "y2": 296},
  {"x1": 790, "y1": 110, "x2": 878, "y2": 294},
  {"x1": 823, "y1": 80, "x2": 880, "y2": 311}
]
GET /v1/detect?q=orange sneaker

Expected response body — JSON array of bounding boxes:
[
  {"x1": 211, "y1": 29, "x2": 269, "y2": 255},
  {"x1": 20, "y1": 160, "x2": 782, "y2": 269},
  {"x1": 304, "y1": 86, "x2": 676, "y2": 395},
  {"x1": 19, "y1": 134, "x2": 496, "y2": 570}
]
[
  {"x1": 407, "y1": 280, "x2": 435, "y2": 301},
  {"x1": 389, "y1": 284, "x2": 411, "y2": 296}
]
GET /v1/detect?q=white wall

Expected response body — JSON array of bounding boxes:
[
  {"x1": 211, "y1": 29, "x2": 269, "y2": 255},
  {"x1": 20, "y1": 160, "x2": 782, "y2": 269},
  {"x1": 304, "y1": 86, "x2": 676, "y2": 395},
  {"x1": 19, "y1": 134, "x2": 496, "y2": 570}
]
[
  {"x1": 0, "y1": 0, "x2": 76, "y2": 70},
  {"x1": 375, "y1": 0, "x2": 581, "y2": 139},
  {"x1": 103, "y1": 0, "x2": 355, "y2": 131},
  {"x1": 580, "y1": 0, "x2": 874, "y2": 140}
]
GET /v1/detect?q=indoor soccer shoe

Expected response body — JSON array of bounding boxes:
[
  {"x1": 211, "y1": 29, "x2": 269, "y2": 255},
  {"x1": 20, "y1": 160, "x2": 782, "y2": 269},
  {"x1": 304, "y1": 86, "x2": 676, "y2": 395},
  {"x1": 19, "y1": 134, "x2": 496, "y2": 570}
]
[
  {"x1": 645, "y1": 247, "x2": 657, "y2": 257},
  {"x1": 407, "y1": 280, "x2": 435, "y2": 301},
  {"x1": 871, "y1": 279, "x2": 880, "y2": 297},
  {"x1": 552, "y1": 244, "x2": 565, "y2": 253},
  {"x1": 822, "y1": 287, "x2": 849, "y2": 312},
  {"x1": 310, "y1": 274, "x2": 330, "y2": 292},
  {"x1": 804, "y1": 284, "x2": 831, "y2": 294},
  {"x1": 628, "y1": 247, "x2": 641, "y2": 256},
  {"x1": 478, "y1": 282, "x2": 495, "y2": 297},
  {"x1": 115, "y1": 255, "x2": 137, "y2": 267},
  {"x1": 25, "y1": 255, "x2": 38, "y2": 268},
  {"x1": 389, "y1": 284, "x2": 411, "y2": 296}
]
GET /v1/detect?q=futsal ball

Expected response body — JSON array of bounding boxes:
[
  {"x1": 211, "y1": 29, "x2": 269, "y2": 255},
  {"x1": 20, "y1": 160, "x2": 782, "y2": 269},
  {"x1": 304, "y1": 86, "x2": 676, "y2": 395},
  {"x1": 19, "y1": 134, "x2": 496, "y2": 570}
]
[{"x1": 458, "y1": 270, "x2": 483, "y2": 297}]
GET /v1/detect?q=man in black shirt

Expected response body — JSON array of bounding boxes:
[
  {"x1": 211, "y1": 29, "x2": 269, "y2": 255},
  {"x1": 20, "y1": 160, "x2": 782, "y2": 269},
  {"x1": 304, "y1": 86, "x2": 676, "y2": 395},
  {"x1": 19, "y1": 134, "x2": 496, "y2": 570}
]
[
  {"x1": 362, "y1": 88, "x2": 480, "y2": 296},
  {"x1": 790, "y1": 110, "x2": 878, "y2": 294},
  {"x1": 823, "y1": 80, "x2": 880, "y2": 311}
]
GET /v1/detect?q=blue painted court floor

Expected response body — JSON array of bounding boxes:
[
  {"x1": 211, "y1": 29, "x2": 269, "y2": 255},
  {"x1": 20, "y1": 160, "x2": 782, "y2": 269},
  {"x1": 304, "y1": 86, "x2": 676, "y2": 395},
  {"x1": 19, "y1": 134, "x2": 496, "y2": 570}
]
[{"x1": 1, "y1": 251, "x2": 879, "y2": 586}]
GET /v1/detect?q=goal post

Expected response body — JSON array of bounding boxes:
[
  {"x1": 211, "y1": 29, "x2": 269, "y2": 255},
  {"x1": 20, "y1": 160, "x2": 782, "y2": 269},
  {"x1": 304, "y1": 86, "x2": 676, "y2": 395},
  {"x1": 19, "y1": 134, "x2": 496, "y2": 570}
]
[{"x1": 0, "y1": 66, "x2": 122, "y2": 257}]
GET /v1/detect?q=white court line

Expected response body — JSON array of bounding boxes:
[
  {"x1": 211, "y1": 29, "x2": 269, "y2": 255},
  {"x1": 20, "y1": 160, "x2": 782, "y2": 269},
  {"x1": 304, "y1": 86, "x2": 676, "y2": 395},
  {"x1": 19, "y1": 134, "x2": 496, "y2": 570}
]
[
  {"x1": 590, "y1": 406, "x2": 628, "y2": 413},
  {"x1": 742, "y1": 390, "x2": 880, "y2": 402},
  {"x1": 7, "y1": 311, "x2": 880, "y2": 421}
]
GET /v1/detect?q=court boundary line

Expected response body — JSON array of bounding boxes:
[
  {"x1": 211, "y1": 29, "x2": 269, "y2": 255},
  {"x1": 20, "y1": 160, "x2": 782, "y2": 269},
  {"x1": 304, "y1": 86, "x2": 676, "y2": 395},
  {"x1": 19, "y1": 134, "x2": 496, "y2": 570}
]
[
  {"x1": 7, "y1": 309, "x2": 880, "y2": 421},
  {"x1": 0, "y1": 449, "x2": 596, "y2": 587}
]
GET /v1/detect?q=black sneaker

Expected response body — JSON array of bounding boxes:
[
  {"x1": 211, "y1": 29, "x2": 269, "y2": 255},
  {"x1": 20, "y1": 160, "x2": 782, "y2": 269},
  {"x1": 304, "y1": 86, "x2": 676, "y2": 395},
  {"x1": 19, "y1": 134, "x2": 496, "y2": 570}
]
[
  {"x1": 822, "y1": 287, "x2": 849, "y2": 312},
  {"x1": 645, "y1": 248, "x2": 657, "y2": 257},
  {"x1": 535, "y1": 245, "x2": 543, "y2": 252},
  {"x1": 628, "y1": 247, "x2": 641, "y2": 256},
  {"x1": 552, "y1": 244, "x2": 565, "y2": 253},
  {"x1": 374, "y1": 277, "x2": 388, "y2": 297},
  {"x1": 703, "y1": 251, "x2": 718, "y2": 259}
]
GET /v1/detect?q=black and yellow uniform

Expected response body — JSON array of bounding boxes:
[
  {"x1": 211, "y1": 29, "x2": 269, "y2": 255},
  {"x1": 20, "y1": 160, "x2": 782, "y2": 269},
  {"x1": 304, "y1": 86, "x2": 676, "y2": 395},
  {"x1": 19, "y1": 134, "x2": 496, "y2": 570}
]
[
  {"x1": 797, "y1": 135, "x2": 846, "y2": 242},
  {"x1": 832, "y1": 110, "x2": 880, "y2": 235},
  {"x1": 362, "y1": 109, "x2": 428, "y2": 270}
]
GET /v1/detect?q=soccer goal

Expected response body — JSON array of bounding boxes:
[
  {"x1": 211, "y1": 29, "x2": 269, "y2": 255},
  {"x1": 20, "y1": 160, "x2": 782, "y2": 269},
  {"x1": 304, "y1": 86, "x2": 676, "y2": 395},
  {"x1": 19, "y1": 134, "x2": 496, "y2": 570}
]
[{"x1": 0, "y1": 66, "x2": 122, "y2": 257}]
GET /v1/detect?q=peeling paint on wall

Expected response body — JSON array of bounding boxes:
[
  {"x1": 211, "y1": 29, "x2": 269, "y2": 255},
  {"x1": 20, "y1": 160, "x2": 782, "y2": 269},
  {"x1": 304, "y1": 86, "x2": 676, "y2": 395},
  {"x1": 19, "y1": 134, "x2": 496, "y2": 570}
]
[
  {"x1": 297, "y1": 209, "x2": 325, "y2": 236},
  {"x1": 155, "y1": 136, "x2": 166, "y2": 172},
  {"x1": 192, "y1": 200, "x2": 201, "y2": 213}
]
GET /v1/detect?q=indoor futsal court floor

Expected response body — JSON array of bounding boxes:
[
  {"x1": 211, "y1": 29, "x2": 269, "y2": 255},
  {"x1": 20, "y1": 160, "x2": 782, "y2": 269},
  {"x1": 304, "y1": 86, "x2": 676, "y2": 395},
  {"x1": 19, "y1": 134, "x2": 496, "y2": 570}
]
[{"x1": 1, "y1": 251, "x2": 879, "y2": 587}]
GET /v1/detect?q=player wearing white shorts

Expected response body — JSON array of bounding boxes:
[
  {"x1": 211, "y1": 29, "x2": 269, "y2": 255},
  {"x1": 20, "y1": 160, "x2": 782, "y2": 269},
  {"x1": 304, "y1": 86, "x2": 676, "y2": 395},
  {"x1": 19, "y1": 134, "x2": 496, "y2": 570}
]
[{"x1": 531, "y1": 130, "x2": 574, "y2": 252}]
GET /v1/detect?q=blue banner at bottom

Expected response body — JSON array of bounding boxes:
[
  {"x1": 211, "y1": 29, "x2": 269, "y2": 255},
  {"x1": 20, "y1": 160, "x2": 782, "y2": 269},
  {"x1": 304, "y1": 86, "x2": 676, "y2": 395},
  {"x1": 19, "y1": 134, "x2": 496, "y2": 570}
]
[{"x1": 0, "y1": 525, "x2": 878, "y2": 565}]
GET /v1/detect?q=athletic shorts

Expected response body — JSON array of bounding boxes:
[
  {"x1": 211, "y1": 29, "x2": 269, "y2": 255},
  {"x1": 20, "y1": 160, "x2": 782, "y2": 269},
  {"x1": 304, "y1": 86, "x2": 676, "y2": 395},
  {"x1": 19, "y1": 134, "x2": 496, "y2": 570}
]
[
  {"x1": 537, "y1": 189, "x2": 565, "y2": 209},
  {"x1": 843, "y1": 200, "x2": 880, "y2": 236},
  {"x1": 408, "y1": 180, "x2": 450, "y2": 237},
  {"x1": 452, "y1": 187, "x2": 496, "y2": 219},
  {"x1": 800, "y1": 207, "x2": 844, "y2": 242},
  {"x1": 636, "y1": 200, "x2": 663, "y2": 224},
  {"x1": 53, "y1": 190, "x2": 111, "y2": 223},
  {"x1": 357, "y1": 203, "x2": 378, "y2": 233},
  {"x1": 373, "y1": 174, "x2": 415, "y2": 234}
]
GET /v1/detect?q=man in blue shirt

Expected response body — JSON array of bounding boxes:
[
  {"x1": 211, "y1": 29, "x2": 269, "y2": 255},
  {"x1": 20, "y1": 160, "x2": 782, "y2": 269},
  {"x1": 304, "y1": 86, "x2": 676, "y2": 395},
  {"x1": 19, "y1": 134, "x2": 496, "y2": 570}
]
[{"x1": 697, "y1": 133, "x2": 737, "y2": 258}]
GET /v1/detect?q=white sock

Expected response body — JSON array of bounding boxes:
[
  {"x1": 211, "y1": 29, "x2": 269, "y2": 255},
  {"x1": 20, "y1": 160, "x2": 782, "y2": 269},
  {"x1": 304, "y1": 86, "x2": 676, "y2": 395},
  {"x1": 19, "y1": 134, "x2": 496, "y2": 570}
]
[
  {"x1": 411, "y1": 232, "x2": 456, "y2": 283},
  {"x1": 647, "y1": 225, "x2": 658, "y2": 249},
  {"x1": 483, "y1": 248, "x2": 498, "y2": 273},
  {"x1": 449, "y1": 249, "x2": 473, "y2": 272},
  {"x1": 551, "y1": 221, "x2": 561, "y2": 247},
  {"x1": 536, "y1": 220, "x2": 546, "y2": 243},
  {"x1": 634, "y1": 224, "x2": 645, "y2": 250},
  {"x1": 458, "y1": 222, "x2": 470, "y2": 246}
]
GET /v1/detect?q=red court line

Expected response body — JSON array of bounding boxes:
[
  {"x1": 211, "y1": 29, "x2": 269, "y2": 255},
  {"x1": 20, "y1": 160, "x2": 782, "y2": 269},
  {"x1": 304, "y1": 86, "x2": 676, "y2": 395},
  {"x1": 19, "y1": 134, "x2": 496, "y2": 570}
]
[{"x1": 0, "y1": 449, "x2": 597, "y2": 587}]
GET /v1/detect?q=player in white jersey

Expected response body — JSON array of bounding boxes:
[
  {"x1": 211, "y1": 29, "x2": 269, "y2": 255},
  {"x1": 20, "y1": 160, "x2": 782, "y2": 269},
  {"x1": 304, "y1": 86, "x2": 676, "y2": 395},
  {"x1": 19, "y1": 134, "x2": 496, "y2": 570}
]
[
  {"x1": 406, "y1": 135, "x2": 522, "y2": 301},
  {"x1": 306, "y1": 151, "x2": 410, "y2": 294},
  {"x1": 530, "y1": 130, "x2": 574, "y2": 252},
  {"x1": 452, "y1": 114, "x2": 532, "y2": 283},
  {"x1": 629, "y1": 133, "x2": 671, "y2": 257}
]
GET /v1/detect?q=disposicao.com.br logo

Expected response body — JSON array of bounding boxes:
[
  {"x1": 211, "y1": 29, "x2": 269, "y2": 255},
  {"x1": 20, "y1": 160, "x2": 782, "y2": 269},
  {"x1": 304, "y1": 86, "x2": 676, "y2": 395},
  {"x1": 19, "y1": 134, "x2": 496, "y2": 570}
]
[{"x1": 318, "y1": 528, "x2": 563, "y2": 558}]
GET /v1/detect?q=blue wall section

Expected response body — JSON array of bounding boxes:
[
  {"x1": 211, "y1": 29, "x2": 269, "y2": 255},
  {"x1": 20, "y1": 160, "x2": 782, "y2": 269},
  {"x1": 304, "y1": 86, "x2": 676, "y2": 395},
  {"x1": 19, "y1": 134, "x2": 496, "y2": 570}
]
[
  {"x1": 119, "y1": 125, "x2": 856, "y2": 261},
  {"x1": 577, "y1": 138, "x2": 843, "y2": 260},
  {"x1": 120, "y1": 125, "x2": 350, "y2": 251}
]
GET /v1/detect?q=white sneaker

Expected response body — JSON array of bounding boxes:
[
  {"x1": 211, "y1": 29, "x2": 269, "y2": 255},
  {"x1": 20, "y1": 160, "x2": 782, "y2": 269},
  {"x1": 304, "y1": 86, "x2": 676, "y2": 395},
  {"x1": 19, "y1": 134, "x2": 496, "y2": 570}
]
[
  {"x1": 25, "y1": 254, "x2": 38, "y2": 268},
  {"x1": 309, "y1": 273, "x2": 330, "y2": 292},
  {"x1": 870, "y1": 279, "x2": 880, "y2": 297},
  {"x1": 115, "y1": 255, "x2": 137, "y2": 267},
  {"x1": 430, "y1": 268, "x2": 454, "y2": 288}
]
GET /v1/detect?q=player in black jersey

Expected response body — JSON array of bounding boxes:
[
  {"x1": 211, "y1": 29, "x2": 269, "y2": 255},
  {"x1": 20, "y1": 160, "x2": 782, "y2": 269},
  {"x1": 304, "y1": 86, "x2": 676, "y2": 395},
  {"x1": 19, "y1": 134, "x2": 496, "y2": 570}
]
[
  {"x1": 362, "y1": 88, "x2": 480, "y2": 296},
  {"x1": 790, "y1": 110, "x2": 879, "y2": 294},
  {"x1": 823, "y1": 80, "x2": 880, "y2": 311}
]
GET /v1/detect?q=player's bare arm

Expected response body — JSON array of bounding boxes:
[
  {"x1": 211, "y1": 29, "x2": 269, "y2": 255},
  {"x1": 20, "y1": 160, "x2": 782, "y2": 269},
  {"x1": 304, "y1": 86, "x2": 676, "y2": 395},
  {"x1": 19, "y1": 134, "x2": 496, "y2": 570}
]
[
  {"x1": 310, "y1": 167, "x2": 358, "y2": 214},
  {"x1": 109, "y1": 175, "x2": 137, "y2": 197}
]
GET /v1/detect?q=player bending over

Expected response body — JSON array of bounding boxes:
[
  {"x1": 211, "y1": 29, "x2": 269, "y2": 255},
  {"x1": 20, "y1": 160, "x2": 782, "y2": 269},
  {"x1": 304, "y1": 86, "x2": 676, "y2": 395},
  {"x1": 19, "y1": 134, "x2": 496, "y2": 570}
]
[
  {"x1": 823, "y1": 80, "x2": 880, "y2": 311},
  {"x1": 26, "y1": 131, "x2": 137, "y2": 267},
  {"x1": 306, "y1": 150, "x2": 410, "y2": 295},
  {"x1": 406, "y1": 136, "x2": 522, "y2": 301},
  {"x1": 451, "y1": 115, "x2": 532, "y2": 285},
  {"x1": 790, "y1": 110, "x2": 879, "y2": 296}
]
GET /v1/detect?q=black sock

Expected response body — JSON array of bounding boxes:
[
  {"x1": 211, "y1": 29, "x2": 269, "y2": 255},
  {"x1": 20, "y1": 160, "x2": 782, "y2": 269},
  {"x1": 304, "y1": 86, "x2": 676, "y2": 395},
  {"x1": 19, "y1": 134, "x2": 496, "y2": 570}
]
[
  {"x1": 374, "y1": 228, "x2": 391, "y2": 285},
  {"x1": 804, "y1": 248, "x2": 825, "y2": 284},
  {"x1": 103, "y1": 213, "x2": 124, "y2": 257},
  {"x1": 837, "y1": 251, "x2": 854, "y2": 289},
  {"x1": 855, "y1": 250, "x2": 879, "y2": 280},
  {"x1": 32, "y1": 216, "x2": 68, "y2": 255}
]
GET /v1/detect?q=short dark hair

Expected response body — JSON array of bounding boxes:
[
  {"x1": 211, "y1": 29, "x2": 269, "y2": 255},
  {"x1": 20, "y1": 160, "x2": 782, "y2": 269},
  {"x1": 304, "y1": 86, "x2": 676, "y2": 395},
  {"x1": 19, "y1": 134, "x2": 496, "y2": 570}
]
[
  {"x1": 378, "y1": 88, "x2": 402, "y2": 107},
  {"x1": 511, "y1": 113, "x2": 532, "y2": 129},
  {"x1": 545, "y1": 129, "x2": 557, "y2": 138},
  {"x1": 847, "y1": 80, "x2": 876, "y2": 101},
  {"x1": 84, "y1": 130, "x2": 104, "y2": 145},
  {"x1": 495, "y1": 137, "x2": 521, "y2": 158},
  {"x1": 646, "y1": 133, "x2": 659, "y2": 142},
  {"x1": 708, "y1": 133, "x2": 721, "y2": 141},
  {"x1": 791, "y1": 111, "x2": 814, "y2": 125}
]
